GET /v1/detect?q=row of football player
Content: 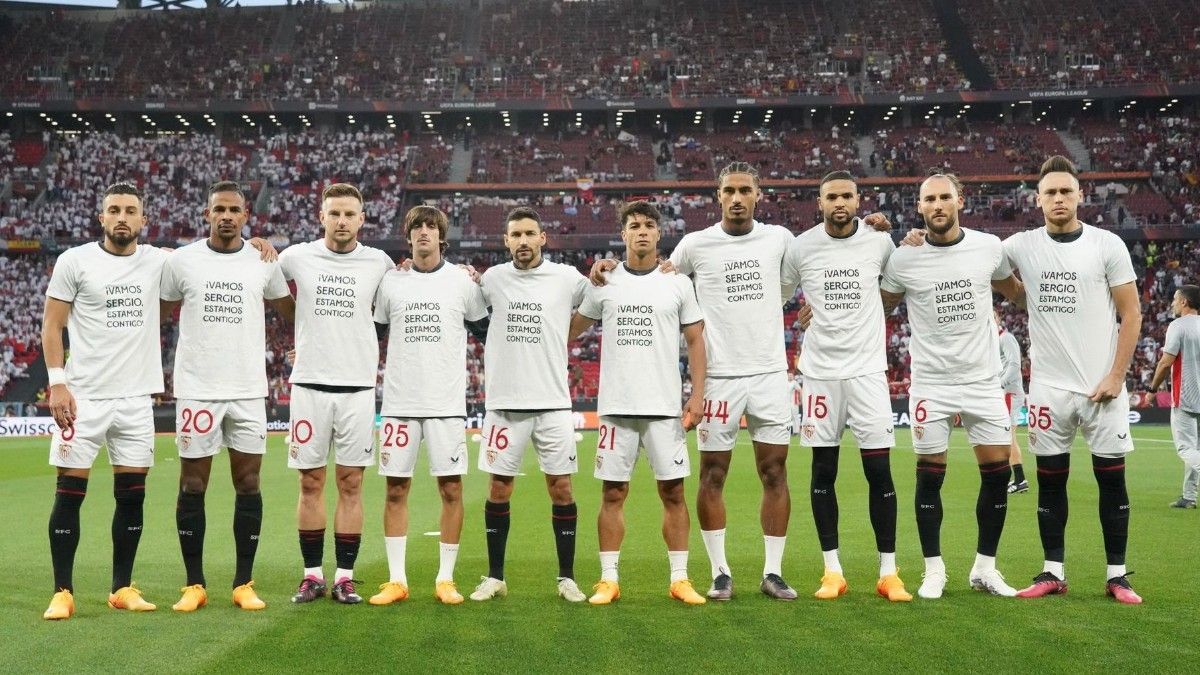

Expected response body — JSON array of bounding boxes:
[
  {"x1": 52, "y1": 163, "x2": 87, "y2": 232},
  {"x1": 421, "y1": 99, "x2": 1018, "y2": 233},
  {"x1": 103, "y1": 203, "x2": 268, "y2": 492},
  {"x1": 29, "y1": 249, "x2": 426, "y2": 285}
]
[{"x1": 40, "y1": 154, "x2": 1150, "y2": 620}]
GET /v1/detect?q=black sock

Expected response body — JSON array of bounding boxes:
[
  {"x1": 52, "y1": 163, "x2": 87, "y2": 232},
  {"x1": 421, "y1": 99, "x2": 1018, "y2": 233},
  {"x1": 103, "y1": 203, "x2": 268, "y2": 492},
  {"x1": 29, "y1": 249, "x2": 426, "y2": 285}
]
[
  {"x1": 915, "y1": 460, "x2": 946, "y2": 558},
  {"x1": 176, "y1": 490, "x2": 207, "y2": 587},
  {"x1": 111, "y1": 473, "x2": 147, "y2": 592},
  {"x1": 298, "y1": 528, "x2": 325, "y2": 570},
  {"x1": 1092, "y1": 455, "x2": 1130, "y2": 567},
  {"x1": 333, "y1": 532, "x2": 361, "y2": 573},
  {"x1": 976, "y1": 460, "x2": 1011, "y2": 557},
  {"x1": 1034, "y1": 454, "x2": 1070, "y2": 564},
  {"x1": 233, "y1": 493, "x2": 263, "y2": 587},
  {"x1": 811, "y1": 446, "x2": 840, "y2": 552},
  {"x1": 860, "y1": 448, "x2": 897, "y2": 553},
  {"x1": 484, "y1": 501, "x2": 511, "y2": 580},
  {"x1": 1012, "y1": 462, "x2": 1026, "y2": 484},
  {"x1": 551, "y1": 503, "x2": 578, "y2": 579},
  {"x1": 49, "y1": 475, "x2": 87, "y2": 593}
]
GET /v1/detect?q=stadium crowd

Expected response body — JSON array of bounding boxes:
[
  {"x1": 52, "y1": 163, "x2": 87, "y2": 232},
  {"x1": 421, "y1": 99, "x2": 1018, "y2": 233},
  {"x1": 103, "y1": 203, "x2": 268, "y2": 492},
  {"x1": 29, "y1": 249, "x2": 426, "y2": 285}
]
[{"x1": 3, "y1": 0, "x2": 1197, "y2": 102}]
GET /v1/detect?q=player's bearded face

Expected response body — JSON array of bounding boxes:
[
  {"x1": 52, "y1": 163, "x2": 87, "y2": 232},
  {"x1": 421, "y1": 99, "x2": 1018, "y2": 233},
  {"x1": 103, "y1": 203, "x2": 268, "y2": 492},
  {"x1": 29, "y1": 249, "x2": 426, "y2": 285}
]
[
  {"x1": 321, "y1": 196, "x2": 365, "y2": 244},
  {"x1": 1036, "y1": 173, "x2": 1081, "y2": 227},
  {"x1": 98, "y1": 195, "x2": 146, "y2": 247},
  {"x1": 505, "y1": 218, "x2": 545, "y2": 266},
  {"x1": 717, "y1": 174, "x2": 759, "y2": 225},
  {"x1": 918, "y1": 178, "x2": 962, "y2": 236},
  {"x1": 820, "y1": 180, "x2": 859, "y2": 227},
  {"x1": 205, "y1": 192, "x2": 248, "y2": 242}
]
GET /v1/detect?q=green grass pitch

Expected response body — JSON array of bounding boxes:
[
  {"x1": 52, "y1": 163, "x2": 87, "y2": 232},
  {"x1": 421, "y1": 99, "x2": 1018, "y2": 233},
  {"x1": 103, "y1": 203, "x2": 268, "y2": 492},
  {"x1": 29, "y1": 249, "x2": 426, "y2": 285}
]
[{"x1": 1, "y1": 426, "x2": 1197, "y2": 673}]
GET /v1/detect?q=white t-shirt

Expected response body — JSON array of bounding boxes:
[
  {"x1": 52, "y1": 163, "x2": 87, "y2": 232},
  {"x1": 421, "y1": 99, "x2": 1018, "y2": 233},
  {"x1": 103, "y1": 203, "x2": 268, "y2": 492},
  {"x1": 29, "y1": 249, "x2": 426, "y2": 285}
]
[
  {"x1": 1164, "y1": 314, "x2": 1200, "y2": 413},
  {"x1": 279, "y1": 240, "x2": 393, "y2": 387},
  {"x1": 669, "y1": 221, "x2": 792, "y2": 377},
  {"x1": 45, "y1": 242, "x2": 168, "y2": 399},
  {"x1": 578, "y1": 264, "x2": 702, "y2": 417},
  {"x1": 374, "y1": 262, "x2": 488, "y2": 417},
  {"x1": 480, "y1": 260, "x2": 587, "y2": 410},
  {"x1": 160, "y1": 240, "x2": 290, "y2": 400},
  {"x1": 999, "y1": 329, "x2": 1024, "y2": 395},
  {"x1": 881, "y1": 228, "x2": 1012, "y2": 386},
  {"x1": 781, "y1": 220, "x2": 894, "y2": 379},
  {"x1": 1003, "y1": 224, "x2": 1137, "y2": 395}
]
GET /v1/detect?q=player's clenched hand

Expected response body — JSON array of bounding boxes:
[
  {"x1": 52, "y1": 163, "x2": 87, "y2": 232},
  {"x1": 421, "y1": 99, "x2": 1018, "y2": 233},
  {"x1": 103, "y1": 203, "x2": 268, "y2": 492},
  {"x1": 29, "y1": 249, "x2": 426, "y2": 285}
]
[
  {"x1": 682, "y1": 393, "x2": 704, "y2": 430},
  {"x1": 589, "y1": 258, "x2": 618, "y2": 286},
  {"x1": 864, "y1": 212, "x2": 892, "y2": 232},
  {"x1": 396, "y1": 258, "x2": 413, "y2": 271},
  {"x1": 658, "y1": 258, "x2": 677, "y2": 274},
  {"x1": 1088, "y1": 372, "x2": 1125, "y2": 403},
  {"x1": 458, "y1": 263, "x2": 480, "y2": 283},
  {"x1": 48, "y1": 384, "x2": 77, "y2": 432},
  {"x1": 900, "y1": 229, "x2": 927, "y2": 247},
  {"x1": 249, "y1": 237, "x2": 279, "y2": 262},
  {"x1": 797, "y1": 300, "x2": 813, "y2": 330}
]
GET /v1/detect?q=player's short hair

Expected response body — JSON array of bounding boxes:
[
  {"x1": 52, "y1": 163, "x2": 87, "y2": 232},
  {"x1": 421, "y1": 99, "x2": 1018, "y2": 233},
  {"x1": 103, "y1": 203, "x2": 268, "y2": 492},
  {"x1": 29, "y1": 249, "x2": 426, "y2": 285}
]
[
  {"x1": 920, "y1": 169, "x2": 964, "y2": 198},
  {"x1": 322, "y1": 182, "x2": 363, "y2": 205},
  {"x1": 506, "y1": 206, "x2": 542, "y2": 229},
  {"x1": 718, "y1": 161, "x2": 760, "y2": 188},
  {"x1": 819, "y1": 170, "x2": 857, "y2": 189},
  {"x1": 617, "y1": 201, "x2": 662, "y2": 230},
  {"x1": 1179, "y1": 284, "x2": 1200, "y2": 311},
  {"x1": 207, "y1": 180, "x2": 244, "y2": 199},
  {"x1": 404, "y1": 205, "x2": 450, "y2": 252},
  {"x1": 1039, "y1": 155, "x2": 1079, "y2": 181},
  {"x1": 103, "y1": 181, "x2": 142, "y2": 204}
]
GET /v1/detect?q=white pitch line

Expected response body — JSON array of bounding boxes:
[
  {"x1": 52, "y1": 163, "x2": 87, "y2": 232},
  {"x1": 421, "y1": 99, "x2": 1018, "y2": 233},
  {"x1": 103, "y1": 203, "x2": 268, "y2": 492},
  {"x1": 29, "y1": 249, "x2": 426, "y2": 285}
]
[{"x1": 422, "y1": 531, "x2": 441, "y2": 537}]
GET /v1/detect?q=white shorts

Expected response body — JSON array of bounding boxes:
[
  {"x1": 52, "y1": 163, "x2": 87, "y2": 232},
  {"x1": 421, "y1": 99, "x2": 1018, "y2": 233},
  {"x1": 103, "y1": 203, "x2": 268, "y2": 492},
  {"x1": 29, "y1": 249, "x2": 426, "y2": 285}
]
[
  {"x1": 1004, "y1": 391, "x2": 1025, "y2": 427},
  {"x1": 1025, "y1": 381, "x2": 1134, "y2": 458},
  {"x1": 1172, "y1": 408, "x2": 1200, "y2": 456},
  {"x1": 477, "y1": 410, "x2": 577, "y2": 477},
  {"x1": 286, "y1": 386, "x2": 377, "y2": 470},
  {"x1": 175, "y1": 398, "x2": 267, "y2": 459},
  {"x1": 908, "y1": 379, "x2": 1011, "y2": 454},
  {"x1": 797, "y1": 374, "x2": 895, "y2": 449},
  {"x1": 595, "y1": 416, "x2": 690, "y2": 482},
  {"x1": 697, "y1": 372, "x2": 792, "y2": 452},
  {"x1": 378, "y1": 417, "x2": 468, "y2": 478},
  {"x1": 49, "y1": 395, "x2": 155, "y2": 469}
]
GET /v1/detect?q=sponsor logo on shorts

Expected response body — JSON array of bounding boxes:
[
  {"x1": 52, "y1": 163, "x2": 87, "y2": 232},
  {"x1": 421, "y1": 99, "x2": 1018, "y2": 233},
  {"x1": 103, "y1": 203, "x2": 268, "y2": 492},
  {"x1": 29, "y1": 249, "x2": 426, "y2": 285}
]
[
  {"x1": 913, "y1": 425, "x2": 924, "y2": 440},
  {"x1": 674, "y1": 458, "x2": 685, "y2": 466},
  {"x1": 1117, "y1": 433, "x2": 1128, "y2": 440},
  {"x1": 1004, "y1": 426, "x2": 1011, "y2": 432},
  {"x1": 449, "y1": 454, "x2": 462, "y2": 464},
  {"x1": 381, "y1": 452, "x2": 390, "y2": 466},
  {"x1": 885, "y1": 427, "x2": 894, "y2": 434},
  {"x1": 568, "y1": 454, "x2": 577, "y2": 462}
]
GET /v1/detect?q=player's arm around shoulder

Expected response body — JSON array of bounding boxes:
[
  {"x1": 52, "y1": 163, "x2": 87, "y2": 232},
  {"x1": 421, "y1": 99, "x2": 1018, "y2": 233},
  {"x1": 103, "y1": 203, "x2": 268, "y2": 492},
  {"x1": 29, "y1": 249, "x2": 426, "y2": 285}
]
[
  {"x1": 569, "y1": 282, "x2": 603, "y2": 341},
  {"x1": 878, "y1": 250, "x2": 906, "y2": 313},
  {"x1": 779, "y1": 234, "x2": 803, "y2": 304},
  {"x1": 988, "y1": 234, "x2": 1026, "y2": 309}
]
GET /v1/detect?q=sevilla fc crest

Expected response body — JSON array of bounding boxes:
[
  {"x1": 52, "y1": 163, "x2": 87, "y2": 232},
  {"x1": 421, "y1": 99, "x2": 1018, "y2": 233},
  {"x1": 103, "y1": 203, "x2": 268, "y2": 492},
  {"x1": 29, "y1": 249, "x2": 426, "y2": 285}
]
[
  {"x1": 913, "y1": 425, "x2": 925, "y2": 440},
  {"x1": 1028, "y1": 433, "x2": 1037, "y2": 447},
  {"x1": 179, "y1": 435, "x2": 191, "y2": 451},
  {"x1": 380, "y1": 452, "x2": 390, "y2": 466},
  {"x1": 289, "y1": 443, "x2": 299, "y2": 459},
  {"x1": 595, "y1": 455, "x2": 603, "y2": 470},
  {"x1": 802, "y1": 424, "x2": 815, "y2": 440},
  {"x1": 487, "y1": 449, "x2": 497, "y2": 465},
  {"x1": 698, "y1": 429, "x2": 709, "y2": 443},
  {"x1": 58, "y1": 442, "x2": 72, "y2": 459}
]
